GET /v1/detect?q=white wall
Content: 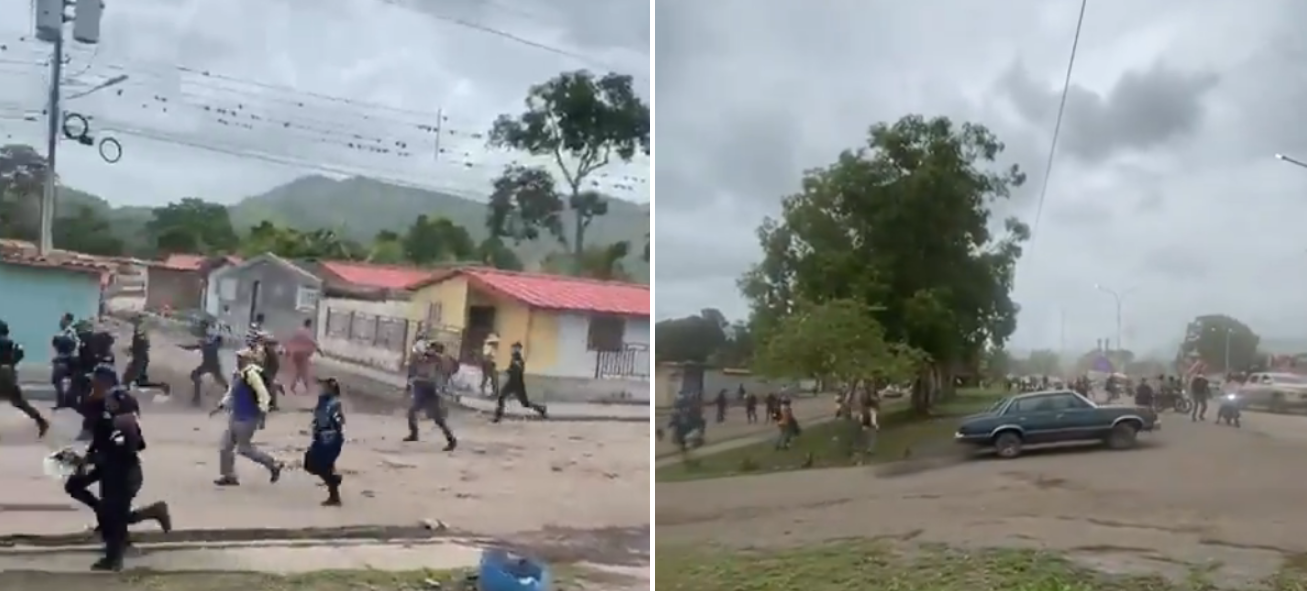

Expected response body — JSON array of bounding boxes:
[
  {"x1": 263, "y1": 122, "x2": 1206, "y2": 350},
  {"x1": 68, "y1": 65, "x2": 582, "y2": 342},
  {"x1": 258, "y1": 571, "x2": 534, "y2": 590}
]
[
  {"x1": 316, "y1": 296, "x2": 412, "y2": 371},
  {"x1": 547, "y1": 312, "x2": 650, "y2": 379}
]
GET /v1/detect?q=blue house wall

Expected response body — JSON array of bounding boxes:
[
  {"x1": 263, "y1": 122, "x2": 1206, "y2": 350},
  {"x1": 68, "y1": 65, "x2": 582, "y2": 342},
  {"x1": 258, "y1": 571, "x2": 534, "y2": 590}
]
[{"x1": 0, "y1": 263, "x2": 101, "y2": 365}]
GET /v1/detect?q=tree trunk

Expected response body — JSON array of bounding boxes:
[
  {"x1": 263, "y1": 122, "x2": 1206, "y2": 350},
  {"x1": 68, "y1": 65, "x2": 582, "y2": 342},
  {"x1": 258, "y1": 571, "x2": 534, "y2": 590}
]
[
  {"x1": 911, "y1": 367, "x2": 933, "y2": 415},
  {"x1": 939, "y1": 363, "x2": 957, "y2": 401}
]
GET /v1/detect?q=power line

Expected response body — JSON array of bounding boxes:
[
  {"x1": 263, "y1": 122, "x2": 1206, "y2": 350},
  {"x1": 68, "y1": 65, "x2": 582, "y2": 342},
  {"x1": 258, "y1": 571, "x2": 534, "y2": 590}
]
[
  {"x1": 375, "y1": 0, "x2": 648, "y2": 80},
  {"x1": 0, "y1": 52, "x2": 650, "y2": 189},
  {"x1": 1030, "y1": 0, "x2": 1089, "y2": 239}
]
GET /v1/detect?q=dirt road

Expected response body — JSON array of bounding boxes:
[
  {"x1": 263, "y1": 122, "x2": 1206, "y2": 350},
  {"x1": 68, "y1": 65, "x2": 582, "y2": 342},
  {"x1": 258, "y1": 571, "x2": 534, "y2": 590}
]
[{"x1": 657, "y1": 411, "x2": 1307, "y2": 586}]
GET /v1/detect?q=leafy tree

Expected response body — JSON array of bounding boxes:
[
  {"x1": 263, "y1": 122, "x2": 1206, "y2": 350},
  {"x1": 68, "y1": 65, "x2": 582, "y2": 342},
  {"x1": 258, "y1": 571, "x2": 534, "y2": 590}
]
[
  {"x1": 241, "y1": 222, "x2": 364, "y2": 260},
  {"x1": 486, "y1": 70, "x2": 650, "y2": 257},
  {"x1": 542, "y1": 241, "x2": 633, "y2": 281},
  {"x1": 53, "y1": 205, "x2": 123, "y2": 256},
  {"x1": 403, "y1": 214, "x2": 475, "y2": 265},
  {"x1": 1178, "y1": 314, "x2": 1260, "y2": 373},
  {"x1": 475, "y1": 237, "x2": 524, "y2": 271},
  {"x1": 0, "y1": 144, "x2": 51, "y2": 241},
  {"x1": 368, "y1": 230, "x2": 406, "y2": 264},
  {"x1": 147, "y1": 197, "x2": 238, "y2": 254},
  {"x1": 753, "y1": 299, "x2": 924, "y2": 387},
  {"x1": 655, "y1": 310, "x2": 730, "y2": 363},
  {"x1": 739, "y1": 115, "x2": 1029, "y2": 412}
]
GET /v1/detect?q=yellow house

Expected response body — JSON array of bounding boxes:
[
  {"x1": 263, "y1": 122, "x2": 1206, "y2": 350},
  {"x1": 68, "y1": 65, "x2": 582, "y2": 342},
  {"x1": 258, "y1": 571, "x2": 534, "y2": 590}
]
[{"x1": 407, "y1": 267, "x2": 650, "y2": 379}]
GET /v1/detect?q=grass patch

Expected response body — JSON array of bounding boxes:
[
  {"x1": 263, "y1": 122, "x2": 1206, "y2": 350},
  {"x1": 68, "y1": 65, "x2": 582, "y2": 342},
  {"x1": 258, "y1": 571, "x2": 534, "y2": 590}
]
[
  {"x1": 656, "y1": 540, "x2": 1307, "y2": 591},
  {"x1": 656, "y1": 389, "x2": 1006, "y2": 482}
]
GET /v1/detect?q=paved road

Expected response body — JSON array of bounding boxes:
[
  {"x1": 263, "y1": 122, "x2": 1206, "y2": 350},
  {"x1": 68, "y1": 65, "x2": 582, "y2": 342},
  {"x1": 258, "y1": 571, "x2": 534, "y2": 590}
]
[{"x1": 657, "y1": 409, "x2": 1307, "y2": 587}]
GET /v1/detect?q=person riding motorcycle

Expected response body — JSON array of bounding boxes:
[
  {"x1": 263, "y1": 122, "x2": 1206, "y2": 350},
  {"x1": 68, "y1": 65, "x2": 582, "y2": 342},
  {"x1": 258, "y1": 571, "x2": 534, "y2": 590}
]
[{"x1": 1134, "y1": 377, "x2": 1155, "y2": 408}]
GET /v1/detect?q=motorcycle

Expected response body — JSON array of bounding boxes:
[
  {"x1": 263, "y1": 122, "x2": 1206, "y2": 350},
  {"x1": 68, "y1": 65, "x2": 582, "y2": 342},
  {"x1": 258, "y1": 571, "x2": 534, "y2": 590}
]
[
  {"x1": 1156, "y1": 389, "x2": 1191, "y2": 414},
  {"x1": 1217, "y1": 393, "x2": 1242, "y2": 427}
]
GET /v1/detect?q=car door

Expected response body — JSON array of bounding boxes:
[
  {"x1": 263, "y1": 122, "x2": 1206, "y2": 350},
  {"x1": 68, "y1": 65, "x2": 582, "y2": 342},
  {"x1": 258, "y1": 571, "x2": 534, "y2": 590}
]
[
  {"x1": 1050, "y1": 392, "x2": 1105, "y2": 440},
  {"x1": 1004, "y1": 394, "x2": 1062, "y2": 444}
]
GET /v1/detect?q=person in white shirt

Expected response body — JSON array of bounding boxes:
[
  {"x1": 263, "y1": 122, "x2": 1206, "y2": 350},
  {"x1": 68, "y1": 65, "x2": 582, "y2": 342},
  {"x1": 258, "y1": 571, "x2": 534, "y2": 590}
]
[{"x1": 480, "y1": 333, "x2": 500, "y2": 396}]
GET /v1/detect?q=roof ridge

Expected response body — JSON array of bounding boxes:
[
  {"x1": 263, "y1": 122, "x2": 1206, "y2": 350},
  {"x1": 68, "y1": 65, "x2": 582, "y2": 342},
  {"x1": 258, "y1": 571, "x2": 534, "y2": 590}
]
[{"x1": 464, "y1": 266, "x2": 649, "y2": 289}]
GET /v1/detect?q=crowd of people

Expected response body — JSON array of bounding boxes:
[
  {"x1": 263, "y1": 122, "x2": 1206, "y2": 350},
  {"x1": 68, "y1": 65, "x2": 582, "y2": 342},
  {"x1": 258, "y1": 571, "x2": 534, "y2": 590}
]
[{"x1": 0, "y1": 309, "x2": 553, "y2": 572}]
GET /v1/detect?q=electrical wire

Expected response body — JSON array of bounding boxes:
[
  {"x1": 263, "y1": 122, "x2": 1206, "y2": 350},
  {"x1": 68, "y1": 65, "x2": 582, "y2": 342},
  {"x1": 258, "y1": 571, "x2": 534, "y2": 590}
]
[
  {"x1": 1030, "y1": 0, "x2": 1089, "y2": 239},
  {"x1": 375, "y1": 0, "x2": 647, "y2": 80}
]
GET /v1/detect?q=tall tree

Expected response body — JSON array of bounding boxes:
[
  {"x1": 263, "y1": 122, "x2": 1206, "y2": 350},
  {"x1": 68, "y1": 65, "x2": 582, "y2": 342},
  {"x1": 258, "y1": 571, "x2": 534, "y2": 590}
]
[
  {"x1": 403, "y1": 214, "x2": 475, "y2": 265},
  {"x1": 739, "y1": 114, "x2": 1029, "y2": 412},
  {"x1": 0, "y1": 144, "x2": 51, "y2": 240},
  {"x1": 486, "y1": 70, "x2": 650, "y2": 257},
  {"x1": 147, "y1": 197, "x2": 238, "y2": 254},
  {"x1": 655, "y1": 311, "x2": 730, "y2": 363},
  {"x1": 53, "y1": 205, "x2": 123, "y2": 256},
  {"x1": 1178, "y1": 314, "x2": 1260, "y2": 373},
  {"x1": 475, "y1": 236, "x2": 524, "y2": 271}
]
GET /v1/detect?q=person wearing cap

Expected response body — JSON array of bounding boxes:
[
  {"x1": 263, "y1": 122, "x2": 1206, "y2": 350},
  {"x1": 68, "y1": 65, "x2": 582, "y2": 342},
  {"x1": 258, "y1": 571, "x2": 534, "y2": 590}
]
[
  {"x1": 72, "y1": 363, "x2": 171, "y2": 571},
  {"x1": 480, "y1": 332, "x2": 500, "y2": 396},
  {"x1": 213, "y1": 347, "x2": 283, "y2": 486},
  {"x1": 304, "y1": 377, "x2": 346, "y2": 506},
  {"x1": 404, "y1": 340, "x2": 458, "y2": 450},
  {"x1": 0, "y1": 320, "x2": 49, "y2": 437},
  {"x1": 51, "y1": 312, "x2": 79, "y2": 409},
  {"x1": 493, "y1": 341, "x2": 547, "y2": 422}
]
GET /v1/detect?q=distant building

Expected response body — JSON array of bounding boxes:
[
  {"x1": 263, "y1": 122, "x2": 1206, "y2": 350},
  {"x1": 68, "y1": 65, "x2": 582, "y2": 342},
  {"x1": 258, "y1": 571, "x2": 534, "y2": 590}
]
[{"x1": 0, "y1": 240, "x2": 116, "y2": 364}]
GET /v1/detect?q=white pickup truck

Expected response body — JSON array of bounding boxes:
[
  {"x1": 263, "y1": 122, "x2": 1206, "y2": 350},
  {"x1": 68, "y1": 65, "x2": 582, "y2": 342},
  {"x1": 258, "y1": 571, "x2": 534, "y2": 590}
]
[{"x1": 1238, "y1": 372, "x2": 1307, "y2": 412}]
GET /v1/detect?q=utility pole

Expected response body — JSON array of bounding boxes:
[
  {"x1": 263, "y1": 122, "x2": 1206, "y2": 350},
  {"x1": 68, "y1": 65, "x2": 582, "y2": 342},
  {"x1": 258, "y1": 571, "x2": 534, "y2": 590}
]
[{"x1": 33, "y1": 0, "x2": 103, "y2": 255}]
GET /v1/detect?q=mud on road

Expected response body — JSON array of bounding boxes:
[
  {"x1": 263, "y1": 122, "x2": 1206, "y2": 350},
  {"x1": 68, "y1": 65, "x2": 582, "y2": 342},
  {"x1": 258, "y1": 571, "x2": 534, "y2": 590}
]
[{"x1": 657, "y1": 412, "x2": 1307, "y2": 587}]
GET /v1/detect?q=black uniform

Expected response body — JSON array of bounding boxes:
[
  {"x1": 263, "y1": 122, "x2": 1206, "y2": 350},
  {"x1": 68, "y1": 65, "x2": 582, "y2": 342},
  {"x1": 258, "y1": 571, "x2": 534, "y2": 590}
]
[
  {"x1": 70, "y1": 383, "x2": 169, "y2": 571},
  {"x1": 189, "y1": 329, "x2": 228, "y2": 406},
  {"x1": 122, "y1": 325, "x2": 169, "y2": 394},
  {"x1": 492, "y1": 348, "x2": 547, "y2": 421},
  {"x1": 0, "y1": 325, "x2": 49, "y2": 436}
]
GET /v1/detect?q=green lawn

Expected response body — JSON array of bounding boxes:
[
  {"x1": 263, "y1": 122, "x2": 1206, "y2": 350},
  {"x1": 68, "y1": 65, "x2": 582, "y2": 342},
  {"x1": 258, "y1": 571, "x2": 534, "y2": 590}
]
[
  {"x1": 656, "y1": 540, "x2": 1307, "y2": 591},
  {"x1": 656, "y1": 389, "x2": 1007, "y2": 482}
]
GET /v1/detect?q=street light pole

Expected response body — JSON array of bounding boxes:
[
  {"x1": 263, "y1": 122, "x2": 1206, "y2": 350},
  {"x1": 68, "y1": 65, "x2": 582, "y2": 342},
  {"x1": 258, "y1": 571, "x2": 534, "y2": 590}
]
[
  {"x1": 1276, "y1": 153, "x2": 1307, "y2": 170},
  {"x1": 1094, "y1": 284, "x2": 1136, "y2": 352},
  {"x1": 33, "y1": 0, "x2": 104, "y2": 256}
]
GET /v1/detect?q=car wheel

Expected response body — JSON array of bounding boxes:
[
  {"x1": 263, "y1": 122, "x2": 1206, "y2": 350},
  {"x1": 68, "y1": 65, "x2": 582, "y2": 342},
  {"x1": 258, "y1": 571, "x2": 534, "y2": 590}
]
[
  {"x1": 1106, "y1": 422, "x2": 1139, "y2": 450},
  {"x1": 992, "y1": 431, "x2": 1023, "y2": 459}
]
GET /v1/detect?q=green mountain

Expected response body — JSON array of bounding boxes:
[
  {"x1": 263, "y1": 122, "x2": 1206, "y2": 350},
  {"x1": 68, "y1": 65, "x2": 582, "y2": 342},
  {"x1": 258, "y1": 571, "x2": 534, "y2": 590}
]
[{"x1": 57, "y1": 175, "x2": 651, "y2": 281}]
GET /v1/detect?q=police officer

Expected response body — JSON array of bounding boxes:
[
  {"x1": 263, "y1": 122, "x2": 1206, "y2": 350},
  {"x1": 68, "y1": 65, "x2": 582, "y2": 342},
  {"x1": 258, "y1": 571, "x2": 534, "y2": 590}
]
[
  {"x1": 121, "y1": 315, "x2": 170, "y2": 396},
  {"x1": 492, "y1": 342, "x2": 547, "y2": 422},
  {"x1": 187, "y1": 320, "x2": 229, "y2": 407},
  {"x1": 404, "y1": 340, "x2": 457, "y2": 450},
  {"x1": 77, "y1": 364, "x2": 171, "y2": 571},
  {"x1": 51, "y1": 313, "x2": 79, "y2": 409},
  {"x1": 0, "y1": 320, "x2": 50, "y2": 437},
  {"x1": 305, "y1": 377, "x2": 346, "y2": 506}
]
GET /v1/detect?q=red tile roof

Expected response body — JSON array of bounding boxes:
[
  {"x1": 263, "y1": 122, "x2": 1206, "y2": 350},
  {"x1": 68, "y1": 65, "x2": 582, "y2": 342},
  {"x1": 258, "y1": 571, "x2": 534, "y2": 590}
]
[
  {"x1": 459, "y1": 268, "x2": 649, "y2": 316},
  {"x1": 319, "y1": 260, "x2": 441, "y2": 290},
  {"x1": 0, "y1": 239, "x2": 119, "y2": 276},
  {"x1": 159, "y1": 253, "x2": 241, "y2": 271}
]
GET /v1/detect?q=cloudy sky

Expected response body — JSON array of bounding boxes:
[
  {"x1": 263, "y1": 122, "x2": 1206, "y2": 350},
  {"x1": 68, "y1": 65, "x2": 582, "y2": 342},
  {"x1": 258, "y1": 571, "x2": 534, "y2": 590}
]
[
  {"x1": 655, "y1": 0, "x2": 1307, "y2": 356},
  {"x1": 0, "y1": 0, "x2": 648, "y2": 206}
]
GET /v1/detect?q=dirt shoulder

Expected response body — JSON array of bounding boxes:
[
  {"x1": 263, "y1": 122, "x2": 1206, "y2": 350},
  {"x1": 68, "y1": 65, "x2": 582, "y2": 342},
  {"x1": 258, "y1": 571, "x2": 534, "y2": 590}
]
[{"x1": 656, "y1": 412, "x2": 1307, "y2": 588}]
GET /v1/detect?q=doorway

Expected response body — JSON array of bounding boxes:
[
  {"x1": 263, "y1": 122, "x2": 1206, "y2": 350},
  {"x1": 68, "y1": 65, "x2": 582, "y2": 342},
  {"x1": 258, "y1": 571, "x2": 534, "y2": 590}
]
[
  {"x1": 247, "y1": 280, "x2": 261, "y2": 325},
  {"x1": 461, "y1": 305, "x2": 497, "y2": 363}
]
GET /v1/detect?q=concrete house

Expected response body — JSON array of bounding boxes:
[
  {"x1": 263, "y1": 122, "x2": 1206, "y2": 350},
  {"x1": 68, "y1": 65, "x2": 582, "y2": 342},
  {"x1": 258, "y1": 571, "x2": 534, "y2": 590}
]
[
  {"x1": 300, "y1": 260, "x2": 440, "y2": 371},
  {"x1": 0, "y1": 240, "x2": 114, "y2": 364},
  {"x1": 407, "y1": 267, "x2": 651, "y2": 402},
  {"x1": 146, "y1": 253, "x2": 240, "y2": 313},
  {"x1": 205, "y1": 253, "x2": 322, "y2": 339}
]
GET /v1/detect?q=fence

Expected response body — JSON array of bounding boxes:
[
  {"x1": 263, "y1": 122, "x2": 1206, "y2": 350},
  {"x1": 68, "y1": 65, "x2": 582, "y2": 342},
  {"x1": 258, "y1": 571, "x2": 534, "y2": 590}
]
[
  {"x1": 595, "y1": 342, "x2": 650, "y2": 379},
  {"x1": 324, "y1": 307, "x2": 412, "y2": 353}
]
